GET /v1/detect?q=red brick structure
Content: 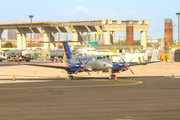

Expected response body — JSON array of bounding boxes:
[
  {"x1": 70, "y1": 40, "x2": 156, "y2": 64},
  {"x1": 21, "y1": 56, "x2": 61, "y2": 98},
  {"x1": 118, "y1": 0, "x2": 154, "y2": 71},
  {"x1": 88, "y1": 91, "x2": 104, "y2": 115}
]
[
  {"x1": 126, "y1": 21, "x2": 133, "y2": 45},
  {"x1": 164, "y1": 19, "x2": 173, "y2": 51}
]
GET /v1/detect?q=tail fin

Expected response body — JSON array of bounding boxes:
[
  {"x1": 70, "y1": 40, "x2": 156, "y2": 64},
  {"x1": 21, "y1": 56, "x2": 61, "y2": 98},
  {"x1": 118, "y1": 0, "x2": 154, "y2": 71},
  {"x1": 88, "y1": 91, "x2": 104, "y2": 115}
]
[{"x1": 63, "y1": 41, "x2": 72, "y2": 60}]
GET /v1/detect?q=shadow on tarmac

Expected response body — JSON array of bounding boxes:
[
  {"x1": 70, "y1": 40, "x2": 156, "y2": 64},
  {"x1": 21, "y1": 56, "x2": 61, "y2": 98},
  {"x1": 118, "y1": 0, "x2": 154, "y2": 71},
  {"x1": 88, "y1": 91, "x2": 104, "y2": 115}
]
[{"x1": 0, "y1": 76, "x2": 167, "y2": 81}]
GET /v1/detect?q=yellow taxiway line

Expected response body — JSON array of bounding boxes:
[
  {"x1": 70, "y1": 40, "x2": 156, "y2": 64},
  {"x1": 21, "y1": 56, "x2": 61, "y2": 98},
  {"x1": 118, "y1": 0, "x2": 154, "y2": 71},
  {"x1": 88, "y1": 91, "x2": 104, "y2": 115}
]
[{"x1": 0, "y1": 79, "x2": 143, "y2": 90}]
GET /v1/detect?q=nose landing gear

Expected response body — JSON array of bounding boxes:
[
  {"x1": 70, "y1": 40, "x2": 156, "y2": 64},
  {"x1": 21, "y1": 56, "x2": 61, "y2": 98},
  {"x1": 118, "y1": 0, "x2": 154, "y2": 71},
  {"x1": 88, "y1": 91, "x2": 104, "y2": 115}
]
[
  {"x1": 67, "y1": 75, "x2": 73, "y2": 80},
  {"x1": 108, "y1": 68, "x2": 115, "y2": 80},
  {"x1": 109, "y1": 74, "x2": 115, "y2": 80}
]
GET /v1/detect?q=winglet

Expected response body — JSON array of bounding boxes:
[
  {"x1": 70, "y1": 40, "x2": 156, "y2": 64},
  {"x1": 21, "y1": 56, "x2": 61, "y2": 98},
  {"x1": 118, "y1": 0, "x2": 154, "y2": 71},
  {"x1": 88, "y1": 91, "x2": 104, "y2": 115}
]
[{"x1": 17, "y1": 58, "x2": 21, "y2": 65}]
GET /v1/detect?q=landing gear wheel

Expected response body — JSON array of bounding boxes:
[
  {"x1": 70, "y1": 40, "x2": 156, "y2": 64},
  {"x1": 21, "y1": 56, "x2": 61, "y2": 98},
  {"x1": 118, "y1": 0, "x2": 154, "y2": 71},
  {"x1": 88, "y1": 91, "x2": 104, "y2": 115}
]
[
  {"x1": 7, "y1": 58, "x2": 10, "y2": 62},
  {"x1": 51, "y1": 57, "x2": 54, "y2": 61},
  {"x1": 109, "y1": 74, "x2": 115, "y2": 80},
  {"x1": 111, "y1": 75, "x2": 115, "y2": 79},
  {"x1": 67, "y1": 75, "x2": 73, "y2": 80}
]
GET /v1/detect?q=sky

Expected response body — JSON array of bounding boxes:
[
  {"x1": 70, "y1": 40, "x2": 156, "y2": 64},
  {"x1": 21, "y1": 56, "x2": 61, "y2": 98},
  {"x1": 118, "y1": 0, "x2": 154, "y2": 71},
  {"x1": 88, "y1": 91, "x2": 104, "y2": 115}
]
[{"x1": 0, "y1": 0, "x2": 180, "y2": 40}]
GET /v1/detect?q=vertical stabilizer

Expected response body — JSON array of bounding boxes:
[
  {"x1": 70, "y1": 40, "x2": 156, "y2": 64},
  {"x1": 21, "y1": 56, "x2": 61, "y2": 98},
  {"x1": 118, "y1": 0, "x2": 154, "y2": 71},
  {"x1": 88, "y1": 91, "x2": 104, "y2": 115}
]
[{"x1": 63, "y1": 41, "x2": 72, "y2": 60}]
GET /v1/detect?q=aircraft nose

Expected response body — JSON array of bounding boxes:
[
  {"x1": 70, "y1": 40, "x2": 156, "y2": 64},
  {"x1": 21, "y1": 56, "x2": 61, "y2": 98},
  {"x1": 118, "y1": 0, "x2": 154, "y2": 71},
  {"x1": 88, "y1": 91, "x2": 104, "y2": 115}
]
[
  {"x1": 105, "y1": 62, "x2": 113, "y2": 68},
  {"x1": 108, "y1": 64, "x2": 113, "y2": 68}
]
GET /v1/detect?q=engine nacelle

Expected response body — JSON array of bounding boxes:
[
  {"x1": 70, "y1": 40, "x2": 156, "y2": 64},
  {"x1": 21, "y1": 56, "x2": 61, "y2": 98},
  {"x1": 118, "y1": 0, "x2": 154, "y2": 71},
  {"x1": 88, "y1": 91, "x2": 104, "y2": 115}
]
[{"x1": 67, "y1": 63, "x2": 85, "y2": 74}]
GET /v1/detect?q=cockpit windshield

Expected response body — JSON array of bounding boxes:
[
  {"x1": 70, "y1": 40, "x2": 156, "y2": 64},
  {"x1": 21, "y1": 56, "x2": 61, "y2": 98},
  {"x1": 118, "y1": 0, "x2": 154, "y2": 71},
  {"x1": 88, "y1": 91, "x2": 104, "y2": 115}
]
[
  {"x1": 96, "y1": 56, "x2": 103, "y2": 60},
  {"x1": 96, "y1": 56, "x2": 108, "y2": 60}
]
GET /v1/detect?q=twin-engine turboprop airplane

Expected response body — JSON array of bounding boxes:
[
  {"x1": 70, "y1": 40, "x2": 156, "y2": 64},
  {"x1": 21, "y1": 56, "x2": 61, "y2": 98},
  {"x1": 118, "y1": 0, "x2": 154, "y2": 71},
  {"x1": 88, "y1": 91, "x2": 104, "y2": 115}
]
[
  {"x1": 17, "y1": 41, "x2": 161, "y2": 80},
  {"x1": 17, "y1": 41, "x2": 113, "y2": 80},
  {"x1": 62, "y1": 41, "x2": 160, "y2": 79}
]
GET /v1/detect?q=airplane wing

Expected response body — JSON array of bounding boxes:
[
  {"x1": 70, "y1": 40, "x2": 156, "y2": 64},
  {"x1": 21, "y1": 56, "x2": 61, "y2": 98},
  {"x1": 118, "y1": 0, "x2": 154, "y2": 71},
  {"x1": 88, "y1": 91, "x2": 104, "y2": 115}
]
[
  {"x1": 20, "y1": 63, "x2": 71, "y2": 71},
  {"x1": 17, "y1": 57, "x2": 72, "y2": 71},
  {"x1": 129, "y1": 61, "x2": 161, "y2": 66},
  {"x1": 17, "y1": 57, "x2": 69, "y2": 68}
]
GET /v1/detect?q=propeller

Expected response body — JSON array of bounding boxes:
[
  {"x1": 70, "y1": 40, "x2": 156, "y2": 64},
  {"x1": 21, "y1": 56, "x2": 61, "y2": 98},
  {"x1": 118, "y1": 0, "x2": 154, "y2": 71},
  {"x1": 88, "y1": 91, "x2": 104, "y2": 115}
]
[
  {"x1": 74, "y1": 57, "x2": 90, "y2": 74},
  {"x1": 119, "y1": 57, "x2": 134, "y2": 75}
]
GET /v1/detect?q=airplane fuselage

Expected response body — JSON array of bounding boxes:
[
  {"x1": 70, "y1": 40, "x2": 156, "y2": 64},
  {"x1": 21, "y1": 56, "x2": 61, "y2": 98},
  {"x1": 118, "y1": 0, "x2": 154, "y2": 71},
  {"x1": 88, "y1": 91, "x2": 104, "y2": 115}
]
[{"x1": 66, "y1": 55, "x2": 112, "y2": 72}]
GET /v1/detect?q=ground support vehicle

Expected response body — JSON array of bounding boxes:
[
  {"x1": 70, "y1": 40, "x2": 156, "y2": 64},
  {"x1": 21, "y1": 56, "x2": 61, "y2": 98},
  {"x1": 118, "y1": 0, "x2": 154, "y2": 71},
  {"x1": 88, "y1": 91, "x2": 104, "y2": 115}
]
[
  {"x1": 49, "y1": 50, "x2": 64, "y2": 62},
  {"x1": 6, "y1": 50, "x2": 33, "y2": 62},
  {"x1": 0, "y1": 50, "x2": 7, "y2": 62}
]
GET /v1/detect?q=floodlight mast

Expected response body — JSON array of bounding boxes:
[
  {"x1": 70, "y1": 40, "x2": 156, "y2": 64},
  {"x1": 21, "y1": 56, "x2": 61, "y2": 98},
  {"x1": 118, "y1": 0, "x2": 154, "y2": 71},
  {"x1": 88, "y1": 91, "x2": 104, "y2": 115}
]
[
  {"x1": 176, "y1": 12, "x2": 180, "y2": 42},
  {"x1": 29, "y1": 15, "x2": 34, "y2": 50}
]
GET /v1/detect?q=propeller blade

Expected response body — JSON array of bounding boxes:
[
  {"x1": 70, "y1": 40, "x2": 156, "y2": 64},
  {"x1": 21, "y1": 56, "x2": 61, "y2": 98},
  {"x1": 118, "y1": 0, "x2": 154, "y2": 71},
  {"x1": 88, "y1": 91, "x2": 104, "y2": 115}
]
[
  {"x1": 128, "y1": 58, "x2": 134, "y2": 64},
  {"x1": 84, "y1": 60, "x2": 89, "y2": 65},
  {"x1": 88, "y1": 72, "x2": 91, "y2": 76},
  {"x1": 74, "y1": 69, "x2": 81, "y2": 74},
  {"x1": 119, "y1": 68, "x2": 124, "y2": 73},
  {"x1": 77, "y1": 57, "x2": 83, "y2": 64},
  {"x1": 121, "y1": 57, "x2": 125, "y2": 63},
  {"x1": 128, "y1": 67, "x2": 134, "y2": 75}
]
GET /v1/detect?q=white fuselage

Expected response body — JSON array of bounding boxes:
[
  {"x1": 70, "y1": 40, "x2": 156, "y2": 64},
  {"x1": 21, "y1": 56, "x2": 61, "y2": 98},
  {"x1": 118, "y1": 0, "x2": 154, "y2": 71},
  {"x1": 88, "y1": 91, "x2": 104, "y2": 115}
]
[{"x1": 66, "y1": 55, "x2": 112, "y2": 72}]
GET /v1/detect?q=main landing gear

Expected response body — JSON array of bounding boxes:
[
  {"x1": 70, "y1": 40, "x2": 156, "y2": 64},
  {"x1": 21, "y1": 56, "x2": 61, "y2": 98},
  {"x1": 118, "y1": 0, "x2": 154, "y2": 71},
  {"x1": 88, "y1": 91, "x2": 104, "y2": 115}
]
[{"x1": 67, "y1": 75, "x2": 73, "y2": 80}]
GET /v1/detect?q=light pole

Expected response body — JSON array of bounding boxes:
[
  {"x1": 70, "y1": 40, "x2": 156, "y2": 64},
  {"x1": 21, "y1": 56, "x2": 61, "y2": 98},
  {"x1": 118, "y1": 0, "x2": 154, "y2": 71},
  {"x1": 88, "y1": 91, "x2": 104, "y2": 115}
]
[
  {"x1": 176, "y1": 12, "x2": 180, "y2": 42},
  {"x1": 29, "y1": 15, "x2": 34, "y2": 50},
  {"x1": 173, "y1": 25, "x2": 176, "y2": 41}
]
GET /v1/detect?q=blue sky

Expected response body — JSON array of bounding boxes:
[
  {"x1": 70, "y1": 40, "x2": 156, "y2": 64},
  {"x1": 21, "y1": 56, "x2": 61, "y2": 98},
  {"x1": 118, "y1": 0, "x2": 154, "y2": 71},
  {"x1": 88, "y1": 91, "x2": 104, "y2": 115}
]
[{"x1": 0, "y1": 0, "x2": 180, "y2": 40}]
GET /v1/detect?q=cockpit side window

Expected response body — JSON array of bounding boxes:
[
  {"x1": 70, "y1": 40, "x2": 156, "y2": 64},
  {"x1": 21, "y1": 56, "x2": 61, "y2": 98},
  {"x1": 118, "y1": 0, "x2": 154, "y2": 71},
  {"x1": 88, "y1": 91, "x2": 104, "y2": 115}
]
[{"x1": 103, "y1": 56, "x2": 107, "y2": 59}]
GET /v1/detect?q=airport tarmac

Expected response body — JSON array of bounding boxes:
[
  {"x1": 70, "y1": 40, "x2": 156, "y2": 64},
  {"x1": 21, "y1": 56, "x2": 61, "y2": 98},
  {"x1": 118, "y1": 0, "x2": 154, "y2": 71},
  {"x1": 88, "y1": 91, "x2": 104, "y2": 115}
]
[
  {"x1": 0, "y1": 61, "x2": 180, "y2": 120},
  {"x1": 0, "y1": 77, "x2": 180, "y2": 120}
]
